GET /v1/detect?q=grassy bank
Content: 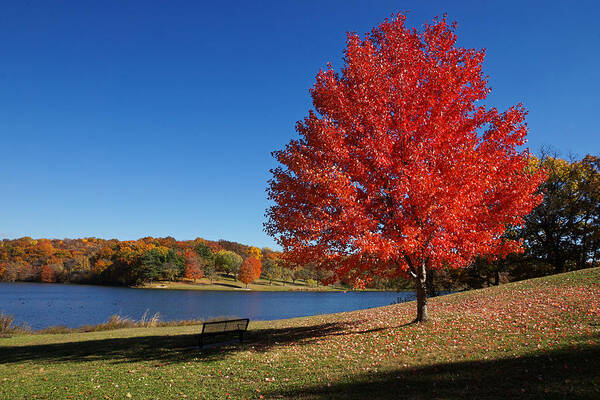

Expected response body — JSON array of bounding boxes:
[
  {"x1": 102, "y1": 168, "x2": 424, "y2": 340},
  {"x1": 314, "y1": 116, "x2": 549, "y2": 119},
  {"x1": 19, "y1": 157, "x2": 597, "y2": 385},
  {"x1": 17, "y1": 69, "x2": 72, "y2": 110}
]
[
  {"x1": 1, "y1": 268, "x2": 599, "y2": 399},
  {"x1": 138, "y1": 276, "x2": 348, "y2": 292}
]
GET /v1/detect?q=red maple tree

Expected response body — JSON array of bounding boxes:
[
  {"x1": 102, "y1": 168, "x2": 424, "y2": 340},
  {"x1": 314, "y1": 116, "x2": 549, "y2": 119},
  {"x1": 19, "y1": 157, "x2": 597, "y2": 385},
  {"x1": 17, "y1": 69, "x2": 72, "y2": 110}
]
[
  {"x1": 266, "y1": 13, "x2": 546, "y2": 322},
  {"x1": 184, "y1": 249, "x2": 204, "y2": 282},
  {"x1": 238, "y1": 257, "x2": 262, "y2": 288}
]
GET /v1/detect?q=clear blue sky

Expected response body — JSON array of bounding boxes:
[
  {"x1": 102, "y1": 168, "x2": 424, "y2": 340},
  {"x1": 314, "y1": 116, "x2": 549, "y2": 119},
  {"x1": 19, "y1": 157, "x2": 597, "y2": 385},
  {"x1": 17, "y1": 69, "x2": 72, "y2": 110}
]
[{"x1": 1, "y1": 1, "x2": 598, "y2": 248}]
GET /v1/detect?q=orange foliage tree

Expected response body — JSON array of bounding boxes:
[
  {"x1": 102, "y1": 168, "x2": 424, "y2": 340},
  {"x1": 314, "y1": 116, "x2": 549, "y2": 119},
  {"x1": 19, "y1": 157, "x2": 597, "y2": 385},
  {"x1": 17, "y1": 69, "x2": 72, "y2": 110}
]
[
  {"x1": 184, "y1": 249, "x2": 204, "y2": 282},
  {"x1": 40, "y1": 265, "x2": 56, "y2": 283},
  {"x1": 238, "y1": 257, "x2": 262, "y2": 288},
  {"x1": 266, "y1": 13, "x2": 546, "y2": 322}
]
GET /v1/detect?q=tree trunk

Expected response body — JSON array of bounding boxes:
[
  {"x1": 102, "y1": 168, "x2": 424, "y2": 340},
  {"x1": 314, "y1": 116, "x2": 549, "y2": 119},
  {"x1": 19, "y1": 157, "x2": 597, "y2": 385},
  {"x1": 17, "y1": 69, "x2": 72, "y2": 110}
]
[
  {"x1": 414, "y1": 259, "x2": 429, "y2": 322},
  {"x1": 426, "y1": 269, "x2": 437, "y2": 297}
]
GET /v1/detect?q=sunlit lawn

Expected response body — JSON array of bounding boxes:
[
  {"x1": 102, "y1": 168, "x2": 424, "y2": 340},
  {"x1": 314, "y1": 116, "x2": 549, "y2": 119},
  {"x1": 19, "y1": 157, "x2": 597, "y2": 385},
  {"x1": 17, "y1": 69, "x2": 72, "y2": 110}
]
[
  {"x1": 1, "y1": 268, "x2": 599, "y2": 399},
  {"x1": 139, "y1": 276, "x2": 345, "y2": 292}
]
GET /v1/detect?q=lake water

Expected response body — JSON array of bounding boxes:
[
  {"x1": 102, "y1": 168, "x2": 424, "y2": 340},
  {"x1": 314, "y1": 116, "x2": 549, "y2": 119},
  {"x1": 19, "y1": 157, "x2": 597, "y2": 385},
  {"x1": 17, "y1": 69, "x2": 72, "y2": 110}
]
[{"x1": 0, "y1": 283, "x2": 412, "y2": 330}]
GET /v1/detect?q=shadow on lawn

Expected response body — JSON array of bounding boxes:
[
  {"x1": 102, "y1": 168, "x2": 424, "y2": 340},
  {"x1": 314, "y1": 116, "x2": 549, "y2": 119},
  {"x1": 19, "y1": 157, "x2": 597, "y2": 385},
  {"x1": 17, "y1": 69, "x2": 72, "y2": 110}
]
[
  {"x1": 212, "y1": 282, "x2": 242, "y2": 289},
  {"x1": 0, "y1": 319, "x2": 383, "y2": 365},
  {"x1": 263, "y1": 343, "x2": 600, "y2": 400}
]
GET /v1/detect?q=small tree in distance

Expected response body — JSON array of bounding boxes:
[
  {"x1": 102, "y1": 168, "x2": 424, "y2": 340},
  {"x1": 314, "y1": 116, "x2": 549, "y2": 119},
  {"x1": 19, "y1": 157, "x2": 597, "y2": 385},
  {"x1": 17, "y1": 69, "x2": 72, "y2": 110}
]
[
  {"x1": 184, "y1": 249, "x2": 203, "y2": 283},
  {"x1": 203, "y1": 262, "x2": 217, "y2": 284},
  {"x1": 194, "y1": 242, "x2": 217, "y2": 283},
  {"x1": 266, "y1": 13, "x2": 546, "y2": 322},
  {"x1": 238, "y1": 257, "x2": 262, "y2": 288},
  {"x1": 261, "y1": 253, "x2": 281, "y2": 285},
  {"x1": 215, "y1": 250, "x2": 243, "y2": 279}
]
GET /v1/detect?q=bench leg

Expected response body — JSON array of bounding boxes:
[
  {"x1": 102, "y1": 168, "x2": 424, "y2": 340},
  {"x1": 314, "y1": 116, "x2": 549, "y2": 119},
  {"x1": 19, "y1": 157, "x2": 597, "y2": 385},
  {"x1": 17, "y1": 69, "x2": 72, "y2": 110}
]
[
  {"x1": 239, "y1": 331, "x2": 244, "y2": 344},
  {"x1": 199, "y1": 335, "x2": 203, "y2": 349}
]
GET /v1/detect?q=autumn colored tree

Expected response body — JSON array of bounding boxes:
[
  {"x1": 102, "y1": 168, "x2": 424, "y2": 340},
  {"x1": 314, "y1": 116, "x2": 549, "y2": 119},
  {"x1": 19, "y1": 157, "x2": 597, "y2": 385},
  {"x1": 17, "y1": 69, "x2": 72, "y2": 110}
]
[
  {"x1": 261, "y1": 253, "x2": 282, "y2": 284},
  {"x1": 93, "y1": 258, "x2": 112, "y2": 275},
  {"x1": 515, "y1": 154, "x2": 600, "y2": 273},
  {"x1": 218, "y1": 240, "x2": 251, "y2": 259},
  {"x1": 215, "y1": 250, "x2": 243, "y2": 279},
  {"x1": 36, "y1": 240, "x2": 55, "y2": 262},
  {"x1": 248, "y1": 246, "x2": 263, "y2": 259},
  {"x1": 40, "y1": 265, "x2": 56, "y2": 283},
  {"x1": 266, "y1": 13, "x2": 545, "y2": 322},
  {"x1": 184, "y1": 249, "x2": 204, "y2": 282},
  {"x1": 238, "y1": 257, "x2": 262, "y2": 288}
]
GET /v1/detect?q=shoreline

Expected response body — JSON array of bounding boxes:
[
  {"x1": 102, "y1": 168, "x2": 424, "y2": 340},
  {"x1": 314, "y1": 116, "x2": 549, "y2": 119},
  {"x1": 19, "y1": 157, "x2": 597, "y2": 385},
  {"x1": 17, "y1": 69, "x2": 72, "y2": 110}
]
[{"x1": 1, "y1": 278, "x2": 404, "y2": 292}]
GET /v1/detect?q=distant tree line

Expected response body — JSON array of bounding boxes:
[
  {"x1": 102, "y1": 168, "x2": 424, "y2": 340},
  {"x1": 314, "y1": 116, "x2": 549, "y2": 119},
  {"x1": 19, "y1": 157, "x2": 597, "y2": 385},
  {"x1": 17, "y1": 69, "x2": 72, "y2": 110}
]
[{"x1": 0, "y1": 236, "x2": 335, "y2": 288}]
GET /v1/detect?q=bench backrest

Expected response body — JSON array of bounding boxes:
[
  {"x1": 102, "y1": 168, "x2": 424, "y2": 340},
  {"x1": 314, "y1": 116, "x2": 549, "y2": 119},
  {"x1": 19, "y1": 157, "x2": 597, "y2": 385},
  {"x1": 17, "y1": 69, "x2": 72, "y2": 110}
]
[{"x1": 202, "y1": 318, "x2": 249, "y2": 334}]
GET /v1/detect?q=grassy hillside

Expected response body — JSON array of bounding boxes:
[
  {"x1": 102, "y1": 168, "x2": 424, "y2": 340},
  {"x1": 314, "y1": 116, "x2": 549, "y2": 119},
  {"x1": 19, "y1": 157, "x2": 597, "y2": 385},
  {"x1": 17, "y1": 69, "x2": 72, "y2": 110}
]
[{"x1": 1, "y1": 268, "x2": 599, "y2": 399}]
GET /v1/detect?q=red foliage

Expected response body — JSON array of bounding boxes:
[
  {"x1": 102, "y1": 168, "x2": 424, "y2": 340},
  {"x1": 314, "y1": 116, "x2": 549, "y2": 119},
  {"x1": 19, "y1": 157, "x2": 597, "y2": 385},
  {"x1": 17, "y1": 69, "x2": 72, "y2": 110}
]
[
  {"x1": 266, "y1": 13, "x2": 546, "y2": 319},
  {"x1": 40, "y1": 265, "x2": 56, "y2": 283},
  {"x1": 238, "y1": 257, "x2": 262, "y2": 286},
  {"x1": 184, "y1": 249, "x2": 204, "y2": 281}
]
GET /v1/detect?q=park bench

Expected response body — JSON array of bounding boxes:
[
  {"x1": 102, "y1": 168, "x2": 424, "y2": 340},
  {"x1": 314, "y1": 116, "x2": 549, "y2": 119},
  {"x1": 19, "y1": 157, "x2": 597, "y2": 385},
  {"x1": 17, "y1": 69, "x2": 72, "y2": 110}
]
[{"x1": 199, "y1": 318, "x2": 249, "y2": 348}]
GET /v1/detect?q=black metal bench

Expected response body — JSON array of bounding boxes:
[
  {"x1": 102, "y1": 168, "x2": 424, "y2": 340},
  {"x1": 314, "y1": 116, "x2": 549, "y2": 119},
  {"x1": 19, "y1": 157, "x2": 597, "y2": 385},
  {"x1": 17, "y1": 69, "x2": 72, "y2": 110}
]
[{"x1": 199, "y1": 318, "x2": 249, "y2": 348}]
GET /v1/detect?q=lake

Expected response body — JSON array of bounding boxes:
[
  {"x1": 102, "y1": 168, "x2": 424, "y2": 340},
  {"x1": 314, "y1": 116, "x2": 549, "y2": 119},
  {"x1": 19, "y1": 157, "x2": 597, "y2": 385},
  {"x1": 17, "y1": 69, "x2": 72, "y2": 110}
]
[{"x1": 0, "y1": 282, "x2": 412, "y2": 330}]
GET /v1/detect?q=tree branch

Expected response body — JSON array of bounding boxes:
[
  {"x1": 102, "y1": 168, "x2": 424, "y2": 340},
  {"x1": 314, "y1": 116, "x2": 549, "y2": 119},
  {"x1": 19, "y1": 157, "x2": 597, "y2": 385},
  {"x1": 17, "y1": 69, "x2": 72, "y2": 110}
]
[{"x1": 404, "y1": 255, "x2": 418, "y2": 279}]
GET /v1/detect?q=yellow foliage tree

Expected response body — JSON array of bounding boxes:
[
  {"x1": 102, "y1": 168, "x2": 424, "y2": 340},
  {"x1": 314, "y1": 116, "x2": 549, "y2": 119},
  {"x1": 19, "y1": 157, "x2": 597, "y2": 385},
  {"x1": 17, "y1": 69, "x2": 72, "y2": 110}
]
[{"x1": 248, "y1": 246, "x2": 262, "y2": 260}]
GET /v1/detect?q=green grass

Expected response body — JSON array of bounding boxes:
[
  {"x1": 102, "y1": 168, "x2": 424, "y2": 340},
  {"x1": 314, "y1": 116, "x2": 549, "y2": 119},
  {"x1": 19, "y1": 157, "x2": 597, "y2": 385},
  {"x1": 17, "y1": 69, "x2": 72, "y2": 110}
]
[
  {"x1": 1, "y1": 268, "x2": 599, "y2": 399},
  {"x1": 139, "y1": 276, "x2": 346, "y2": 292}
]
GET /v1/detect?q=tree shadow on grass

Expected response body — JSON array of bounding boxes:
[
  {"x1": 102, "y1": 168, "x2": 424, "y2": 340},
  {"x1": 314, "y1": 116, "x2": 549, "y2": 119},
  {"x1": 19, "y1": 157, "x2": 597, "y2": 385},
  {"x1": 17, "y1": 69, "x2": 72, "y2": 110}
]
[
  {"x1": 0, "y1": 319, "x2": 382, "y2": 365},
  {"x1": 263, "y1": 342, "x2": 600, "y2": 400},
  {"x1": 212, "y1": 282, "x2": 243, "y2": 289}
]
